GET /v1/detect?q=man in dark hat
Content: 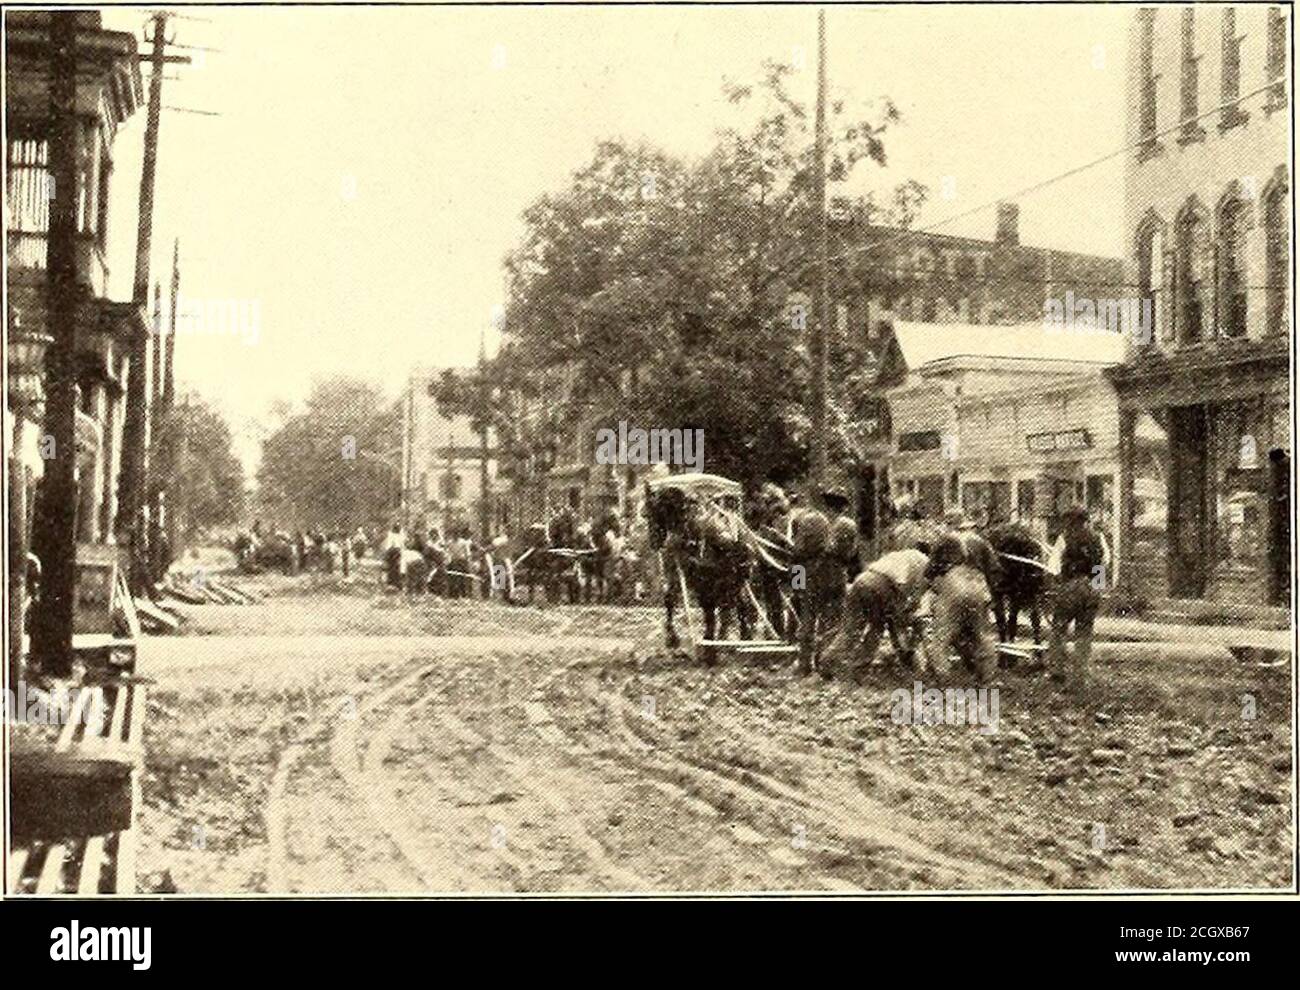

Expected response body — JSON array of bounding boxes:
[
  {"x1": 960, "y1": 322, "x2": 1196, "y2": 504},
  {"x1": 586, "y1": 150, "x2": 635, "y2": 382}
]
[
  {"x1": 822, "y1": 488, "x2": 862, "y2": 584},
  {"x1": 1045, "y1": 504, "x2": 1106, "y2": 687},
  {"x1": 790, "y1": 487, "x2": 859, "y2": 676},
  {"x1": 748, "y1": 483, "x2": 795, "y2": 638}
]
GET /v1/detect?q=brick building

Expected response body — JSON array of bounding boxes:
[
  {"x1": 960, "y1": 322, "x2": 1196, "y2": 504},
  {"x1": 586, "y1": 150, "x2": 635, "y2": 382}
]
[
  {"x1": 844, "y1": 203, "x2": 1123, "y2": 345},
  {"x1": 5, "y1": 11, "x2": 146, "y2": 545},
  {"x1": 1107, "y1": 5, "x2": 1290, "y2": 620}
]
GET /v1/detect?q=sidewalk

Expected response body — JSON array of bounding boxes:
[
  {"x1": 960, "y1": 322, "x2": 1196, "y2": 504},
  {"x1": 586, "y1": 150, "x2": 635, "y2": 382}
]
[{"x1": 1095, "y1": 615, "x2": 1292, "y2": 652}]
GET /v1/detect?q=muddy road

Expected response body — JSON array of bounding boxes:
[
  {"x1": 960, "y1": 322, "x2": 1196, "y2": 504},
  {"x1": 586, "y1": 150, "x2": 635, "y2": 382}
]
[{"x1": 135, "y1": 591, "x2": 1293, "y2": 893}]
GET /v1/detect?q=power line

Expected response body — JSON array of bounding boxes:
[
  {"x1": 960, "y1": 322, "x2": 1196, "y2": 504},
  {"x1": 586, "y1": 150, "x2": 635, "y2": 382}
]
[
  {"x1": 824, "y1": 78, "x2": 1288, "y2": 270},
  {"x1": 854, "y1": 272, "x2": 1287, "y2": 293}
]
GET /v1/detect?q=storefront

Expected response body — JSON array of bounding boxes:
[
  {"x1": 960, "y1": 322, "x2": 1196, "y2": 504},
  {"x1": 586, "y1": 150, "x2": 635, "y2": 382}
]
[
  {"x1": 876, "y1": 359, "x2": 1122, "y2": 555},
  {"x1": 1109, "y1": 338, "x2": 1290, "y2": 614},
  {"x1": 859, "y1": 320, "x2": 1126, "y2": 557}
]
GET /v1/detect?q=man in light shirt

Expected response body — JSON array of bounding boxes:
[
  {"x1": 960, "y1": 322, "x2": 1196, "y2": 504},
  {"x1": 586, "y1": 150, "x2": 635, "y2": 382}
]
[{"x1": 823, "y1": 547, "x2": 930, "y2": 680}]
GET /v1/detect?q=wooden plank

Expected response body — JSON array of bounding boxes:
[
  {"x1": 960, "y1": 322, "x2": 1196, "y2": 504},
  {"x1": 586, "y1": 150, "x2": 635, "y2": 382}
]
[
  {"x1": 115, "y1": 569, "x2": 142, "y2": 639},
  {"x1": 78, "y1": 836, "x2": 106, "y2": 895},
  {"x1": 151, "y1": 598, "x2": 183, "y2": 617},
  {"x1": 127, "y1": 684, "x2": 147, "y2": 750},
  {"x1": 162, "y1": 581, "x2": 207, "y2": 605},
  {"x1": 698, "y1": 639, "x2": 789, "y2": 648},
  {"x1": 209, "y1": 579, "x2": 253, "y2": 604},
  {"x1": 36, "y1": 842, "x2": 67, "y2": 893},
  {"x1": 200, "y1": 581, "x2": 238, "y2": 604},
  {"x1": 8, "y1": 847, "x2": 31, "y2": 893},
  {"x1": 135, "y1": 597, "x2": 180, "y2": 630},
  {"x1": 107, "y1": 683, "x2": 130, "y2": 745},
  {"x1": 55, "y1": 686, "x2": 95, "y2": 752},
  {"x1": 113, "y1": 829, "x2": 137, "y2": 895}
]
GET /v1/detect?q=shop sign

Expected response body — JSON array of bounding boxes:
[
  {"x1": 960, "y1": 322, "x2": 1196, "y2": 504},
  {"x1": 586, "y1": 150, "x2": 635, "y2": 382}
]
[
  {"x1": 1026, "y1": 428, "x2": 1091, "y2": 453},
  {"x1": 898, "y1": 429, "x2": 942, "y2": 452}
]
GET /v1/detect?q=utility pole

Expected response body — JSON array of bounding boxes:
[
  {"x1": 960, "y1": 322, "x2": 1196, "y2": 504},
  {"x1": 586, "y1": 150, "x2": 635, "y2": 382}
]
[
  {"x1": 149, "y1": 281, "x2": 163, "y2": 435},
  {"x1": 810, "y1": 8, "x2": 830, "y2": 486},
  {"x1": 164, "y1": 241, "x2": 178, "y2": 412},
  {"x1": 159, "y1": 241, "x2": 180, "y2": 576},
  {"x1": 117, "y1": 11, "x2": 167, "y2": 590},
  {"x1": 477, "y1": 326, "x2": 492, "y2": 543},
  {"x1": 147, "y1": 281, "x2": 163, "y2": 580},
  {"x1": 28, "y1": 10, "x2": 81, "y2": 677}
]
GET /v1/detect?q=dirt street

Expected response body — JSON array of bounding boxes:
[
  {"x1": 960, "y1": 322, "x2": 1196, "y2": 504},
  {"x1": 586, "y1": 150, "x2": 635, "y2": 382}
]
[{"x1": 135, "y1": 586, "x2": 1293, "y2": 893}]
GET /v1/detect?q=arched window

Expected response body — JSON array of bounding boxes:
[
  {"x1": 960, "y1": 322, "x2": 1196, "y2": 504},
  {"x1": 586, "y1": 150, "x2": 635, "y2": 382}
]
[
  {"x1": 1135, "y1": 212, "x2": 1165, "y2": 345},
  {"x1": 1175, "y1": 200, "x2": 1210, "y2": 343},
  {"x1": 1216, "y1": 188, "x2": 1250, "y2": 338},
  {"x1": 1263, "y1": 170, "x2": 1290, "y2": 337}
]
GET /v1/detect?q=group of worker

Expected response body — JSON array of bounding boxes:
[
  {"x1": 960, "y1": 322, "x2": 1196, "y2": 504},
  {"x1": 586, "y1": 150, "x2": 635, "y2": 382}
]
[{"x1": 769, "y1": 487, "x2": 1108, "y2": 689}]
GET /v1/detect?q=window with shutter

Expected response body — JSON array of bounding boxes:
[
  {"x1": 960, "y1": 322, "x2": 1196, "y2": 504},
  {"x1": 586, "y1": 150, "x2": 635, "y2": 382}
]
[
  {"x1": 1219, "y1": 7, "x2": 1250, "y2": 132},
  {"x1": 1266, "y1": 8, "x2": 1288, "y2": 111},
  {"x1": 1178, "y1": 9, "x2": 1206, "y2": 144},
  {"x1": 1137, "y1": 8, "x2": 1162, "y2": 160}
]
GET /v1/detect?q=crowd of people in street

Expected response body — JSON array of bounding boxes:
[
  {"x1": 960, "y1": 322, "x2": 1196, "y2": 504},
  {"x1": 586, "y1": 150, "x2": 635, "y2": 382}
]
[
  {"x1": 231, "y1": 476, "x2": 1111, "y2": 689},
  {"x1": 651, "y1": 479, "x2": 1112, "y2": 690},
  {"x1": 374, "y1": 510, "x2": 649, "y2": 605},
  {"x1": 233, "y1": 522, "x2": 369, "y2": 577}
]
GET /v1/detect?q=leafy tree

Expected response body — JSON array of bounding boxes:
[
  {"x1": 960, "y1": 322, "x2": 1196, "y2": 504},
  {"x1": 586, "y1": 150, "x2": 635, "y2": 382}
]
[
  {"x1": 255, "y1": 377, "x2": 400, "y2": 532},
  {"x1": 159, "y1": 394, "x2": 246, "y2": 540},
  {"x1": 455, "y1": 60, "x2": 926, "y2": 491}
]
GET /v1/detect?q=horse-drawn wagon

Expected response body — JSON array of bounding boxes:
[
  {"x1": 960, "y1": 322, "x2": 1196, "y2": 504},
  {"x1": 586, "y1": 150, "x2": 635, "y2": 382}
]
[{"x1": 645, "y1": 472, "x2": 794, "y2": 663}]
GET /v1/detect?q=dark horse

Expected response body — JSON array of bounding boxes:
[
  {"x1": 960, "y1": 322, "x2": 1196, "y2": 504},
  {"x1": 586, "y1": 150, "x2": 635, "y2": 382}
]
[
  {"x1": 512, "y1": 512, "x2": 583, "y2": 605},
  {"x1": 647, "y1": 485, "x2": 754, "y2": 665},
  {"x1": 986, "y1": 522, "x2": 1048, "y2": 644}
]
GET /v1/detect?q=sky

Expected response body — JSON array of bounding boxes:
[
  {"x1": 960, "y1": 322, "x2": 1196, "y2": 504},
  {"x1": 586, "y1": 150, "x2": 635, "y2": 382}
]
[{"x1": 94, "y1": 3, "x2": 1129, "y2": 474}]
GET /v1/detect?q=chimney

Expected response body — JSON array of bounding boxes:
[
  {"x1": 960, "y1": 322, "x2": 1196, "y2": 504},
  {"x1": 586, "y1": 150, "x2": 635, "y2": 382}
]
[{"x1": 995, "y1": 202, "x2": 1020, "y2": 246}]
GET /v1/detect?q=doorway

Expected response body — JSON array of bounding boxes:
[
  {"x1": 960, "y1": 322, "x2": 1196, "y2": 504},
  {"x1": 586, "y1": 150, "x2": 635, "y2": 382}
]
[
  {"x1": 1168, "y1": 405, "x2": 1209, "y2": 598},
  {"x1": 1269, "y1": 448, "x2": 1290, "y2": 606}
]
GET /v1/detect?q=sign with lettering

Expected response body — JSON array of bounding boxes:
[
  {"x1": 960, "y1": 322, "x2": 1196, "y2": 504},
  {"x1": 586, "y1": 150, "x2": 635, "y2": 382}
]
[
  {"x1": 898, "y1": 430, "x2": 942, "y2": 452},
  {"x1": 1026, "y1": 429, "x2": 1092, "y2": 453}
]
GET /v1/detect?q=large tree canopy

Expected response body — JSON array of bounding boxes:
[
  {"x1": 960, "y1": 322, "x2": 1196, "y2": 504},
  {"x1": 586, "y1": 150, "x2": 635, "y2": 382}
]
[
  {"x1": 481, "y1": 60, "x2": 926, "y2": 491},
  {"x1": 256, "y1": 377, "x2": 400, "y2": 532}
]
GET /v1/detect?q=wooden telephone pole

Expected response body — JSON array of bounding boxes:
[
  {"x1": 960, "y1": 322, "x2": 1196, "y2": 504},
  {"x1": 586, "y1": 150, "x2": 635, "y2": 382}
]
[
  {"x1": 117, "y1": 12, "x2": 167, "y2": 590},
  {"x1": 477, "y1": 326, "x2": 492, "y2": 543},
  {"x1": 147, "y1": 280, "x2": 164, "y2": 579},
  {"x1": 28, "y1": 11, "x2": 81, "y2": 676},
  {"x1": 810, "y1": 8, "x2": 830, "y2": 485},
  {"x1": 148, "y1": 241, "x2": 179, "y2": 580}
]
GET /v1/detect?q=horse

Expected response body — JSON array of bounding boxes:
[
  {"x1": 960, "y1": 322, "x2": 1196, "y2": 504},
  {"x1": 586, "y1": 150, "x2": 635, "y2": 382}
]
[
  {"x1": 511, "y1": 523, "x2": 553, "y2": 604},
  {"x1": 648, "y1": 485, "x2": 754, "y2": 665},
  {"x1": 510, "y1": 514, "x2": 582, "y2": 605},
  {"x1": 985, "y1": 522, "x2": 1048, "y2": 645}
]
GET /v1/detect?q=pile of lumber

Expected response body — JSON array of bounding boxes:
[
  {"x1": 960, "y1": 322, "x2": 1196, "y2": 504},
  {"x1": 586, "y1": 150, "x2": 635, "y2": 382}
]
[
  {"x1": 131, "y1": 573, "x2": 264, "y2": 634},
  {"x1": 159, "y1": 572, "x2": 262, "y2": 606}
]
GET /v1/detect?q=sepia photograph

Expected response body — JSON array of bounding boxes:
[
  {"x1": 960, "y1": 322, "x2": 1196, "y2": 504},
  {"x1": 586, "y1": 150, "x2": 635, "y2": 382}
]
[{"x1": 1, "y1": 0, "x2": 1295, "y2": 940}]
